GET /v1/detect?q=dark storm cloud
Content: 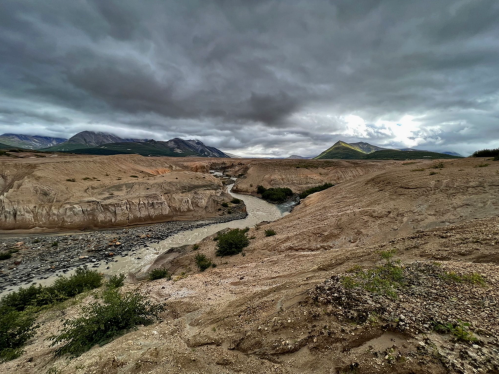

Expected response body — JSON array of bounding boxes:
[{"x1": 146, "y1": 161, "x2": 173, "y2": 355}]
[{"x1": 0, "y1": 0, "x2": 498, "y2": 156}]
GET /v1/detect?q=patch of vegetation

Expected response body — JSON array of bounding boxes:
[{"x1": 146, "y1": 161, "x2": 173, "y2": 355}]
[
  {"x1": 411, "y1": 168, "x2": 425, "y2": 172},
  {"x1": 195, "y1": 254, "x2": 212, "y2": 272},
  {"x1": 0, "y1": 252, "x2": 12, "y2": 261},
  {"x1": 49, "y1": 289, "x2": 164, "y2": 357},
  {"x1": 148, "y1": 268, "x2": 170, "y2": 281},
  {"x1": 215, "y1": 229, "x2": 249, "y2": 256},
  {"x1": 66, "y1": 178, "x2": 76, "y2": 182},
  {"x1": 440, "y1": 271, "x2": 486, "y2": 286},
  {"x1": 192, "y1": 244, "x2": 200, "y2": 251},
  {"x1": 0, "y1": 308, "x2": 38, "y2": 362},
  {"x1": 221, "y1": 202, "x2": 229, "y2": 208},
  {"x1": 258, "y1": 186, "x2": 294, "y2": 203},
  {"x1": 472, "y1": 148, "x2": 499, "y2": 158},
  {"x1": 299, "y1": 183, "x2": 334, "y2": 199},
  {"x1": 130, "y1": 175, "x2": 138, "y2": 178},
  {"x1": 82, "y1": 177, "x2": 92, "y2": 181},
  {"x1": 429, "y1": 171, "x2": 438, "y2": 175},
  {"x1": 340, "y1": 251, "x2": 404, "y2": 299},
  {"x1": 402, "y1": 162, "x2": 418, "y2": 165},
  {"x1": 51, "y1": 241, "x2": 58, "y2": 247},
  {"x1": 265, "y1": 229, "x2": 276, "y2": 237},
  {"x1": 0, "y1": 268, "x2": 103, "y2": 312},
  {"x1": 429, "y1": 162, "x2": 444, "y2": 169},
  {"x1": 476, "y1": 163, "x2": 490, "y2": 168},
  {"x1": 432, "y1": 321, "x2": 477, "y2": 342},
  {"x1": 107, "y1": 274, "x2": 126, "y2": 289},
  {"x1": 231, "y1": 198, "x2": 241, "y2": 204}
]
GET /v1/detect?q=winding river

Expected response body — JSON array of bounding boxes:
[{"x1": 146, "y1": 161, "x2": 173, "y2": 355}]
[{"x1": 1, "y1": 184, "x2": 292, "y2": 296}]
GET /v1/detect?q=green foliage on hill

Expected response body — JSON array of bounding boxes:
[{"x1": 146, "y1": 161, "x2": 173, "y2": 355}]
[
  {"x1": 472, "y1": 148, "x2": 499, "y2": 158},
  {"x1": 0, "y1": 268, "x2": 103, "y2": 312},
  {"x1": 257, "y1": 186, "x2": 294, "y2": 203},
  {"x1": 216, "y1": 229, "x2": 249, "y2": 256},
  {"x1": 299, "y1": 183, "x2": 334, "y2": 199},
  {"x1": 49, "y1": 289, "x2": 164, "y2": 357}
]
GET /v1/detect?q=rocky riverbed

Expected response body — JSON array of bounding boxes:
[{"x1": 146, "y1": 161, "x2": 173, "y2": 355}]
[{"x1": 0, "y1": 211, "x2": 247, "y2": 293}]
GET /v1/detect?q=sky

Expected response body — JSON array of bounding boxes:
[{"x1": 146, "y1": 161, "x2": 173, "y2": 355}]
[{"x1": 0, "y1": 0, "x2": 498, "y2": 157}]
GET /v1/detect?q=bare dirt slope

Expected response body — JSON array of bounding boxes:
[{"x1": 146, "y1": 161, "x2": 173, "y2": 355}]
[
  {"x1": 0, "y1": 154, "x2": 234, "y2": 230},
  {"x1": 1, "y1": 158, "x2": 499, "y2": 374},
  {"x1": 230, "y1": 159, "x2": 397, "y2": 194}
]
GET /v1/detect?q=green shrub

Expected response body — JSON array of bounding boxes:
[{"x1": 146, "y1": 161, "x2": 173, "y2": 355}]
[
  {"x1": 299, "y1": 183, "x2": 334, "y2": 199},
  {"x1": 221, "y1": 202, "x2": 229, "y2": 208},
  {"x1": 130, "y1": 175, "x2": 138, "y2": 178},
  {"x1": 66, "y1": 178, "x2": 76, "y2": 182},
  {"x1": 148, "y1": 268, "x2": 170, "y2": 281},
  {"x1": 192, "y1": 244, "x2": 200, "y2": 251},
  {"x1": 0, "y1": 308, "x2": 38, "y2": 362},
  {"x1": 51, "y1": 241, "x2": 58, "y2": 247},
  {"x1": 216, "y1": 229, "x2": 249, "y2": 256},
  {"x1": 0, "y1": 252, "x2": 11, "y2": 261},
  {"x1": 52, "y1": 268, "x2": 103, "y2": 299},
  {"x1": 429, "y1": 171, "x2": 438, "y2": 175},
  {"x1": 265, "y1": 229, "x2": 276, "y2": 237},
  {"x1": 49, "y1": 289, "x2": 164, "y2": 357},
  {"x1": 430, "y1": 162, "x2": 444, "y2": 169},
  {"x1": 231, "y1": 198, "x2": 241, "y2": 204},
  {"x1": 257, "y1": 185, "x2": 266, "y2": 194},
  {"x1": 82, "y1": 177, "x2": 92, "y2": 181},
  {"x1": 433, "y1": 321, "x2": 477, "y2": 342},
  {"x1": 107, "y1": 274, "x2": 126, "y2": 289},
  {"x1": 261, "y1": 187, "x2": 293, "y2": 203},
  {"x1": 0, "y1": 268, "x2": 102, "y2": 312},
  {"x1": 195, "y1": 254, "x2": 212, "y2": 272},
  {"x1": 476, "y1": 163, "x2": 490, "y2": 168}
]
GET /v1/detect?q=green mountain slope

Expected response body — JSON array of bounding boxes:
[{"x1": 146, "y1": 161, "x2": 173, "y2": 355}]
[
  {"x1": 314, "y1": 141, "x2": 366, "y2": 159},
  {"x1": 315, "y1": 140, "x2": 462, "y2": 160}
]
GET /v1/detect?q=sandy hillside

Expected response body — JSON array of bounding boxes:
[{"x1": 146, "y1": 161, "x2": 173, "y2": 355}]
[{"x1": 1, "y1": 157, "x2": 499, "y2": 373}]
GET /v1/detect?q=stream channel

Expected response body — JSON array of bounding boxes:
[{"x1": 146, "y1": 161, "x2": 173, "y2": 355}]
[{"x1": 1, "y1": 183, "x2": 295, "y2": 296}]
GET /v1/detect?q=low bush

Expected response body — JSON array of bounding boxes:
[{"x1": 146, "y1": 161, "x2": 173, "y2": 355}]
[
  {"x1": 51, "y1": 241, "x2": 58, "y2": 247},
  {"x1": 107, "y1": 274, "x2": 126, "y2": 289},
  {"x1": 0, "y1": 268, "x2": 103, "y2": 312},
  {"x1": 257, "y1": 185, "x2": 266, "y2": 194},
  {"x1": 0, "y1": 308, "x2": 38, "y2": 362},
  {"x1": 49, "y1": 289, "x2": 164, "y2": 357},
  {"x1": 195, "y1": 254, "x2": 212, "y2": 272},
  {"x1": 221, "y1": 202, "x2": 229, "y2": 208},
  {"x1": 231, "y1": 198, "x2": 241, "y2": 204},
  {"x1": 429, "y1": 162, "x2": 444, "y2": 169},
  {"x1": 216, "y1": 229, "x2": 249, "y2": 256},
  {"x1": 0, "y1": 252, "x2": 12, "y2": 261},
  {"x1": 261, "y1": 187, "x2": 293, "y2": 203},
  {"x1": 130, "y1": 175, "x2": 138, "y2": 178},
  {"x1": 265, "y1": 229, "x2": 276, "y2": 237},
  {"x1": 433, "y1": 321, "x2": 477, "y2": 342},
  {"x1": 299, "y1": 183, "x2": 334, "y2": 199},
  {"x1": 148, "y1": 268, "x2": 170, "y2": 281},
  {"x1": 192, "y1": 244, "x2": 200, "y2": 251},
  {"x1": 66, "y1": 178, "x2": 76, "y2": 182}
]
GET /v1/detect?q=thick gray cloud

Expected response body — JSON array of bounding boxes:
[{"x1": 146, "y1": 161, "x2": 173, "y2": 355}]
[{"x1": 0, "y1": 0, "x2": 498, "y2": 157}]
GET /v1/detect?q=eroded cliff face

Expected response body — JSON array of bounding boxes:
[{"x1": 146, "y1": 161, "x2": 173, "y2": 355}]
[{"x1": 0, "y1": 155, "x2": 230, "y2": 230}]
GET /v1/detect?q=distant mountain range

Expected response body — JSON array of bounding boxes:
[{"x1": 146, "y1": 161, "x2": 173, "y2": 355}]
[
  {"x1": 315, "y1": 141, "x2": 462, "y2": 160},
  {"x1": 0, "y1": 133, "x2": 66, "y2": 149},
  {"x1": 0, "y1": 131, "x2": 229, "y2": 158},
  {"x1": 41, "y1": 131, "x2": 229, "y2": 158}
]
